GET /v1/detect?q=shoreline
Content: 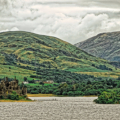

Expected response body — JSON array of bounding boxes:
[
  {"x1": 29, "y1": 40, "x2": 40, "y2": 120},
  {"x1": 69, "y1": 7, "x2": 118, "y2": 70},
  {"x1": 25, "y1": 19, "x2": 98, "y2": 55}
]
[
  {"x1": 27, "y1": 93, "x2": 98, "y2": 97},
  {"x1": 0, "y1": 94, "x2": 98, "y2": 102},
  {"x1": 0, "y1": 100, "x2": 34, "y2": 102}
]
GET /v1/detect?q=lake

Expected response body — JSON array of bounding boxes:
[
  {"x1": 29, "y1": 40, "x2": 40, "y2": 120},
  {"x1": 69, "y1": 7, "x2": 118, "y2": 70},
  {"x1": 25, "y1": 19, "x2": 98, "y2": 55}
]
[{"x1": 0, "y1": 97, "x2": 120, "y2": 120}]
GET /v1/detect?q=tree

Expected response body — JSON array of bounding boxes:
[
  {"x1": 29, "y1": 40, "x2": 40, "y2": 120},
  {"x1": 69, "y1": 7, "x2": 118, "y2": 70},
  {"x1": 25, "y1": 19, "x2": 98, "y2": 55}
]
[
  {"x1": 56, "y1": 92, "x2": 61, "y2": 95},
  {"x1": 94, "y1": 91, "x2": 120, "y2": 104},
  {"x1": 41, "y1": 89, "x2": 46, "y2": 94},
  {"x1": 30, "y1": 90, "x2": 39, "y2": 94},
  {"x1": 117, "y1": 82, "x2": 120, "y2": 88},
  {"x1": 67, "y1": 91, "x2": 74, "y2": 96},
  {"x1": 54, "y1": 57, "x2": 56, "y2": 61},
  {"x1": 118, "y1": 76, "x2": 120, "y2": 80},
  {"x1": 48, "y1": 89, "x2": 53, "y2": 93},
  {"x1": 87, "y1": 80, "x2": 91, "y2": 85},
  {"x1": 24, "y1": 77, "x2": 27, "y2": 81},
  {"x1": 74, "y1": 91, "x2": 83, "y2": 96},
  {"x1": 62, "y1": 91, "x2": 67, "y2": 95},
  {"x1": 45, "y1": 90, "x2": 49, "y2": 94},
  {"x1": 39, "y1": 81, "x2": 44, "y2": 86},
  {"x1": 49, "y1": 65, "x2": 51, "y2": 69},
  {"x1": 53, "y1": 89, "x2": 61, "y2": 95}
]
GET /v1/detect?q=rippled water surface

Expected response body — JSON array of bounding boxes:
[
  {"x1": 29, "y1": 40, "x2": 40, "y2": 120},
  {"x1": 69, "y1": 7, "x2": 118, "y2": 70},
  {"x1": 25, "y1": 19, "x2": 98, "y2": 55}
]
[{"x1": 0, "y1": 97, "x2": 120, "y2": 120}]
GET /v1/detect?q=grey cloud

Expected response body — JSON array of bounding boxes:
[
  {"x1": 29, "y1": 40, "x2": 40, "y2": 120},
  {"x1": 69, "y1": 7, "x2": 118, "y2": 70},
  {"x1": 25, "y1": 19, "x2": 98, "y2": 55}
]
[
  {"x1": 0, "y1": 0, "x2": 120, "y2": 44},
  {"x1": 76, "y1": 0, "x2": 120, "y2": 8}
]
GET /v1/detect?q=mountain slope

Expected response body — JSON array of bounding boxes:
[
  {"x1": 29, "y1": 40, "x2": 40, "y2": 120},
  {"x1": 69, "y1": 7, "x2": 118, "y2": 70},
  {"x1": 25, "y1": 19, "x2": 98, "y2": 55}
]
[
  {"x1": 75, "y1": 31, "x2": 120, "y2": 62},
  {"x1": 0, "y1": 31, "x2": 118, "y2": 81}
]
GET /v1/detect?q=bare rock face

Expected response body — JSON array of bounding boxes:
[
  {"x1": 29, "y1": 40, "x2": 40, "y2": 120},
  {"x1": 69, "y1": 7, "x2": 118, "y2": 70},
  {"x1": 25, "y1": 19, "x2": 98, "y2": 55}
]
[
  {"x1": 0, "y1": 77, "x2": 27, "y2": 98},
  {"x1": 75, "y1": 31, "x2": 120, "y2": 62}
]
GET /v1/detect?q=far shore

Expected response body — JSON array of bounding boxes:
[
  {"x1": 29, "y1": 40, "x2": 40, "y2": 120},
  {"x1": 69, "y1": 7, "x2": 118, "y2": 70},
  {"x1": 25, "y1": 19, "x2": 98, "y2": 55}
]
[
  {"x1": 0, "y1": 94, "x2": 98, "y2": 102},
  {"x1": 27, "y1": 93, "x2": 98, "y2": 97}
]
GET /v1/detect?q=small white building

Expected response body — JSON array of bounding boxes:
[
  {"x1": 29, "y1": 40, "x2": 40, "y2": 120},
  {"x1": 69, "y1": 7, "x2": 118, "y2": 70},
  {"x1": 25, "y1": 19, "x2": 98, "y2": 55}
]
[
  {"x1": 23, "y1": 81, "x2": 29, "y2": 84},
  {"x1": 61, "y1": 82, "x2": 66, "y2": 84},
  {"x1": 44, "y1": 80, "x2": 54, "y2": 84}
]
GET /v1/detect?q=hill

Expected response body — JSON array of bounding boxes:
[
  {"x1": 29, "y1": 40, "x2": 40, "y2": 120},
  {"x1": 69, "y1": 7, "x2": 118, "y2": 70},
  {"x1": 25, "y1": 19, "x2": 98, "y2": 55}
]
[
  {"x1": 75, "y1": 31, "x2": 120, "y2": 63},
  {"x1": 0, "y1": 31, "x2": 119, "y2": 82}
]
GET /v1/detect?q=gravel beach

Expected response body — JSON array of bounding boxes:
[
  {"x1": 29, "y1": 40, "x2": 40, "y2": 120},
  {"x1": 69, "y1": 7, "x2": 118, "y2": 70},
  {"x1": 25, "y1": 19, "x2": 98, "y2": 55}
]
[{"x1": 0, "y1": 97, "x2": 120, "y2": 120}]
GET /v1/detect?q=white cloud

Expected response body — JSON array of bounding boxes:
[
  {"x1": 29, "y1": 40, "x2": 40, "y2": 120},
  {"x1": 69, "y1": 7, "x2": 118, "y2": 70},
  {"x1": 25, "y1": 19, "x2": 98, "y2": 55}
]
[
  {"x1": 0, "y1": 0, "x2": 120, "y2": 44},
  {"x1": 10, "y1": 27, "x2": 19, "y2": 31}
]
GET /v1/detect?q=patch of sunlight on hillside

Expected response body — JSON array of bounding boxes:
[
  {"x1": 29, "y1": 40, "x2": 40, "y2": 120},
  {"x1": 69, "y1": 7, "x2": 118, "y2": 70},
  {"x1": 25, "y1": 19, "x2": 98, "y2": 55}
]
[
  {"x1": 14, "y1": 48, "x2": 25, "y2": 56},
  {"x1": 40, "y1": 44, "x2": 52, "y2": 49},
  {"x1": 3, "y1": 49, "x2": 14, "y2": 54},
  {"x1": 60, "y1": 61, "x2": 80, "y2": 67},
  {"x1": 0, "y1": 65, "x2": 35, "y2": 82},
  {"x1": 76, "y1": 72, "x2": 119, "y2": 78}
]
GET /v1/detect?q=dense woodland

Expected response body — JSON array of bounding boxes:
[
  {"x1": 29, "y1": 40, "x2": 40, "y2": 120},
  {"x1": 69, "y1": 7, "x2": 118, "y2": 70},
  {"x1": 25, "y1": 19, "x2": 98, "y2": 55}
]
[
  {"x1": 31, "y1": 68, "x2": 109, "y2": 83},
  {"x1": 19, "y1": 77, "x2": 120, "y2": 97},
  {"x1": 21, "y1": 76, "x2": 120, "y2": 103}
]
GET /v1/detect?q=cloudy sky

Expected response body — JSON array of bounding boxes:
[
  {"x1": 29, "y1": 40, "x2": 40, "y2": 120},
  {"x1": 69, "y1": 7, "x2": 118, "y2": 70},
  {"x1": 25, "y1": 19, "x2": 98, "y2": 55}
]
[{"x1": 0, "y1": 0, "x2": 120, "y2": 44}]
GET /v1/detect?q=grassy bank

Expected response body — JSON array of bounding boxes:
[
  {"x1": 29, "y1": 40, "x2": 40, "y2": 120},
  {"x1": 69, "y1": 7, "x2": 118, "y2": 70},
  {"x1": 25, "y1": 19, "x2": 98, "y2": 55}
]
[
  {"x1": 0, "y1": 99, "x2": 33, "y2": 102},
  {"x1": 27, "y1": 93, "x2": 56, "y2": 97}
]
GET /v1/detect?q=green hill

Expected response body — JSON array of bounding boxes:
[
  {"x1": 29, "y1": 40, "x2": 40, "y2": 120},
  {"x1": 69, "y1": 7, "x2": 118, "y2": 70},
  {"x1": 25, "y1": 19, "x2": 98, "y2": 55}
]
[{"x1": 0, "y1": 31, "x2": 119, "y2": 82}]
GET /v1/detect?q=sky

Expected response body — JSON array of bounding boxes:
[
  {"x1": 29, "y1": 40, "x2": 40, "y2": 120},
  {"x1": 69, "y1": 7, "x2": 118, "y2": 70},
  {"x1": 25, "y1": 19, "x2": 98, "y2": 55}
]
[{"x1": 0, "y1": 0, "x2": 120, "y2": 44}]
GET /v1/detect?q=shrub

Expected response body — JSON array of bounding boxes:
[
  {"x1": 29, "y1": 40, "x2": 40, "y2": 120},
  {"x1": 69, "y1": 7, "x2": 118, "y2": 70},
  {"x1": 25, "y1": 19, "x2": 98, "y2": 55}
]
[
  {"x1": 9, "y1": 94, "x2": 16, "y2": 100},
  {"x1": 7, "y1": 91, "x2": 20, "y2": 100},
  {"x1": 0, "y1": 95, "x2": 4, "y2": 99},
  {"x1": 7, "y1": 91, "x2": 27, "y2": 100}
]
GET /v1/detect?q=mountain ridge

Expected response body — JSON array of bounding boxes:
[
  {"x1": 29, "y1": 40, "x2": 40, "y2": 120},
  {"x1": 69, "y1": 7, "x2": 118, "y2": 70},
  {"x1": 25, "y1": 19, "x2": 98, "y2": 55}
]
[{"x1": 75, "y1": 31, "x2": 120, "y2": 62}]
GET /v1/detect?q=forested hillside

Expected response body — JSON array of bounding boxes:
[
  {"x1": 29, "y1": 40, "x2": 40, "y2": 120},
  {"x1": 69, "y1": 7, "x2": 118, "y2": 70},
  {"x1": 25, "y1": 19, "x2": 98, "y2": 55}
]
[{"x1": 0, "y1": 31, "x2": 118, "y2": 82}]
